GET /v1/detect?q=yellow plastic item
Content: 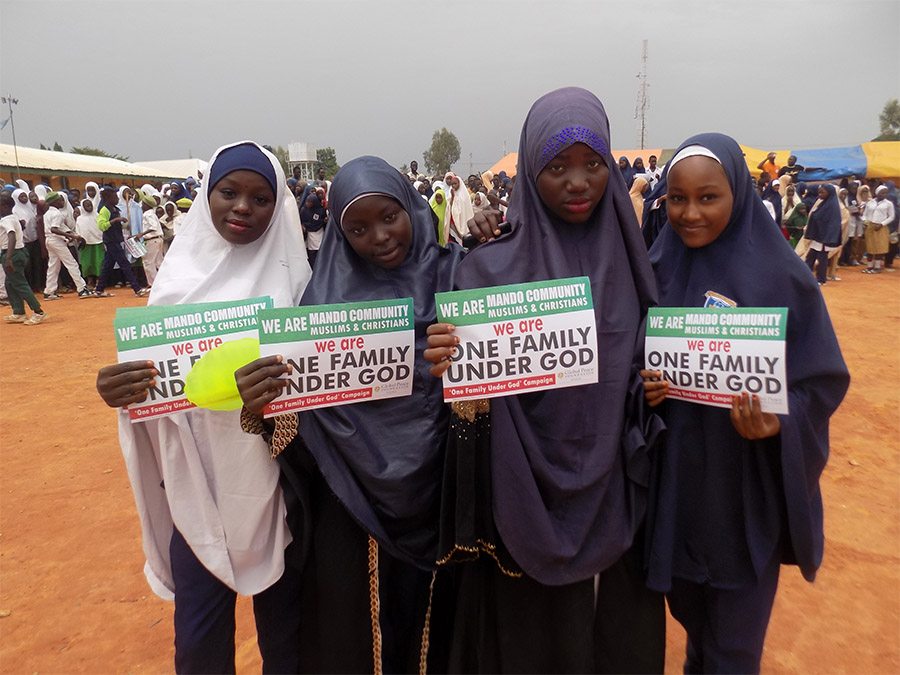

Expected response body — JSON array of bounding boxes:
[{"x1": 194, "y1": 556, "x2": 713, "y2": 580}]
[{"x1": 184, "y1": 338, "x2": 260, "y2": 411}]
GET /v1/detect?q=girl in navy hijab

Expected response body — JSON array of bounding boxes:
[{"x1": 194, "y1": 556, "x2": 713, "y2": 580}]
[
  {"x1": 237, "y1": 156, "x2": 463, "y2": 673},
  {"x1": 298, "y1": 190, "x2": 327, "y2": 269},
  {"x1": 803, "y1": 183, "x2": 842, "y2": 285},
  {"x1": 618, "y1": 155, "x2": 636, "y2": 188},
  {"x1": 426, "y1": 87, "x2": 664, "y2": 673},
  {"x1": 642, "y1": 133, "x2": 849, "y2": 673}
]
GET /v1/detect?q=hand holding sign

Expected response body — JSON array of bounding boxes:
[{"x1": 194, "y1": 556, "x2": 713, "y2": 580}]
[
  {"x1": 424, "y1": 323, "x2": 459, "y2": 377},
  {"x1": 235, "y1": 355, "x2": 292, "y2": 416},
  {"x1": 730, "y1": 392, "x2": 781, "y2": 440},
  {"x1": 639, "y1": 369, "x2": 669, "y2": 408},
  {"x1": 97, "y1": 360, "x2": 158, "y2": 408}
]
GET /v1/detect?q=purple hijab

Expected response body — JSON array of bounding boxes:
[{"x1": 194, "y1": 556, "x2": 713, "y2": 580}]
[{"x1": 456, "y1": 87, "x2": 658, "y2": 585}]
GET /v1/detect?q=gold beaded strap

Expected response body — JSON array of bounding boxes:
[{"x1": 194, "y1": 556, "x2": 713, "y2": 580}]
[
  {"x1": 418, "y1": 571, "x2": 437, "y2": 675},
  {"x1": 451, "y1": 398, "x2": 490, "y2": 423},
  {"x1": 238, "y1": 407, "x2": 299, "y2": 459},
  {"x1": 368, "y1": 535, "x2": 383, "y2": 675},
  {"x1": 239, "y1": 406, "x2": 267, "y2": 435},
  {"x1": 269, "y1": 413, "x2": 299, "y2": 459}
]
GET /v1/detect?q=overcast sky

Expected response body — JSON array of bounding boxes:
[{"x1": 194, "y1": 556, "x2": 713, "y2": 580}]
[{"x1": 2, "y1": 0, "x2": 898, "y2": 174}]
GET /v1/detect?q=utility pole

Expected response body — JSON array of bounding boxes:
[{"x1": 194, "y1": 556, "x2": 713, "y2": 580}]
[
  {"x1": 1, "y1": 94, "x2": 21, "y2": 177},
  {"x1": 634, "y1": 40, "x2": 649, "y2": 150},
  {"x1": 468, "y1": 152, "x2": 473, "y2": 176}
]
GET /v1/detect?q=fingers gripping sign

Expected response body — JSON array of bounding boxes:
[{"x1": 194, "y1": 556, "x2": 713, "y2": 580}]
[
  {"x1": 424, "y1": 323, "x2": 460, "y2": 378},
  {"x1": 640, "y1": 369, "x2": 669, "y2": 407},
  {"x1": 234, "y1": 355, "x2": 292, "y2": 416},
  {"x1": 96, "y1": 360, "x2": 159, "y2": 408},
  {"x1": 730, "y1": 391, "x2": 781, "y2": 440}
]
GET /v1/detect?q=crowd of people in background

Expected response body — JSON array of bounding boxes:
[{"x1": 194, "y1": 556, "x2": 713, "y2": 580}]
[
  {"x1": 3, "y1": 148, "x2": 897, "y2": 325},
  {"x1": 626, "y1": 151, "x2": 899, "y2": 283},
  {"x1": 1, "y1": 177, "x2": 199, "y2": 323}
]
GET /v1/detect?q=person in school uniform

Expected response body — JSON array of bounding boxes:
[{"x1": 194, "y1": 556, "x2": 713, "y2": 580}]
[
  {"x1": 642, "y1": 133, "x2": 850, "y2": 674},
  {"x1": 42, "y1": 192, "x2": 91, "y2": 299},
  {"x1": 236, "y1": 155, "x2": 464, "y2": 673},
  {"x1": 426, "y1": 87, "x2": 665, "y2": 673},
  {"x1": 96, "y1": 142, "x2": 312, "y2": 673},
  {"x1": 2, "y1": 192, "x2": 47, "y2": 324}
]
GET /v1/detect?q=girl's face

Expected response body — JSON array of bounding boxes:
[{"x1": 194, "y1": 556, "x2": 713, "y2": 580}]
[
  {"x1": 208, "y1": 169, "x2": 276, "y2": 245},
  {"x1": 340, "y1": 194, "x2": 412, "y2": 269},
  {"x1": 817, "y1": 186, "x2": 828, "y2": 200},
  {"x1": 82, "y1": 200, "x2": 93, "y2": 213},
  {"x1": 16, "y1": 192, "x2": 28, "y2": 204},
  {"x1": 665, "y1": 156, "x2": 734, "y2": 248},
  {"x1": 536, "y1": 142, "x2": 609, "y2": 225},
  {"x1": 435, "y1": 192, "x2": 444, "y2": 205},
  {"x1": 787, "y1": 186, "x2": 795, "y2": 197},
  {"x1": 86, "y1": 185, "x2": 97, "y2": 198},
  {"x1": 155, "y1": 206, "x2": 164, "y2": 218},
  {"x1": 165, "y1": 203, "x2": 176, "y2": 217}
]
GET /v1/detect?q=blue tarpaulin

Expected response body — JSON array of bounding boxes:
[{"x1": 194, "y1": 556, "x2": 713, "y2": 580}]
[{"x1": 793, "y1": 145, "x2": 869, "y2": 181}]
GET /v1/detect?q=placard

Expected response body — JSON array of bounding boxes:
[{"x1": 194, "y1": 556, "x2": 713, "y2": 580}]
[
  {"x1": 434, "y1": 277, "x2": 598, "y2": 401},
  {"x1": 257, "y1": 298, "x2": 415, "y2": 416},
  {"x1": 644, "y1": 307, "x2": 789, "y2": 414},
  {"x1": 114, "y1": 297, "x2": 273, "y2": 422}
]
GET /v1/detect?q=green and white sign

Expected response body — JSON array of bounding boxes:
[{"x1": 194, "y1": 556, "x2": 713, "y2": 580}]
[
  {"x1": 644, "y1": 307, "x2": 789, "y2": 414},
  {"x1": 257, "y1": 298, "x2": 415, "y2": 416},
  {"x1": 115, "y1": 296, "x2": 273, "y2": 422},
  {"x1": 434, "y1": 277, "x2": 598, "y2": 401}
]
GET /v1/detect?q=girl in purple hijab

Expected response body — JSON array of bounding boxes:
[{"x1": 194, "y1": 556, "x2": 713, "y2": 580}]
[{"x1": 426, "y1": 87, "x2": 664, "y2": 672}]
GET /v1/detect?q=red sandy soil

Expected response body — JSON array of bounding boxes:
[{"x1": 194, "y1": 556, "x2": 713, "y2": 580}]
[{"x1": 1, "y1": 269, "x2": 897, "y2": 673}]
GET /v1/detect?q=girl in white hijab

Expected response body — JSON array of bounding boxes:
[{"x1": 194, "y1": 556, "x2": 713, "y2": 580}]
[
  {"x1": 95, "y1": 141, "x2": 311, "y2": 673},
  {"x1": 444, "y1": 171, "x2": 475, "y2": 245}
]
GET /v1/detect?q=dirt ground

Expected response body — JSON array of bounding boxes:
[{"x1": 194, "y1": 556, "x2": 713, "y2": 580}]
[{"x1": 1, "y1": 269, "x2": 897, "y2": 674}]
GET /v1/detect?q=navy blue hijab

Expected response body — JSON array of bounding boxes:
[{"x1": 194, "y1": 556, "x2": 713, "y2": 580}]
[
  {"x1": 297, "y1": 156, "x2": 464, "y2": 568},
  {"x1": 762, "y1": 181, "x2": 783, "y2": 224},
  {"x1": 299, "y1": 192, "x2": 326, "y2": 232},
  {"x1": 647, "y1": 133, "x2": 850, "y2": 590},
  {"x1": 804, "y1": 183, "x2": 841, "y2": 246},
  {"x1": 618, "y1": 156, "x2": 636, "y2": 188},
  {"x1": 456, "y1": 87, "x2": 659, "y2": 585}
]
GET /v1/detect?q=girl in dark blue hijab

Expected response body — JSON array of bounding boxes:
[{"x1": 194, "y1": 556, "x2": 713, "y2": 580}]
[
  {"x1": 237, "y1": 155, "x2": 463, "y2": 673},
  {"x1": 803, "y1": 183, "x2": 842, "y2": 285},
  {"x1": 618, "y1": 155, "x2": 636, "y2": 188},
  {"x1": 298, "y1": 191, "x2": 327, "y2": 269},
  {"x1": 642, "y1": 133, "x2": 849, "y2": 674},
  {"x1": 426, "y1": 87, "x2": 664, "y2": 673}
]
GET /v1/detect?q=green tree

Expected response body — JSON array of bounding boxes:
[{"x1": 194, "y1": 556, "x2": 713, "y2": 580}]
[
  {"x1": 873, "y1": 98, "x2": 900, "y2": 141},
  {"x1": 422, "y1": 128, "x2": 461, "y2": 176},
  {"x1": 316, "y1": 147, "x2": 340, "y2": 179},
  {"x1": 70, "y1": 145, "x2": 130, "y2": 161},
  {"x1": 399, "y1": 163, "x2": 409, "y2": 176},
  {"x1": 263, "y1": 145, "x2": 291, "y2": 175}
]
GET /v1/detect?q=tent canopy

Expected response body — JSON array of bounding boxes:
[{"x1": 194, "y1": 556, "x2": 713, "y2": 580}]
[
  {"x1": 134, "y1": 158, "x2": 207, "y2": 180},
  {"x1": 1, "y1": 144, "x2": 180, "y2": 180},
  {"x1": 489, "y1": 141, "x2": 900, "y2": 184}
]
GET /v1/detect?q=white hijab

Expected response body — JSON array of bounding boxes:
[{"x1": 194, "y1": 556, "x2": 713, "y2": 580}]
[
  {"x1": 445, "y1": 171, "x2": 475, "y2": 239},
  {"x1": 117, "y1": 141, "x2": 312, "y2": 599},
  {"x1": 84, "y1": 181, "x2": 102, "y2": 210}
]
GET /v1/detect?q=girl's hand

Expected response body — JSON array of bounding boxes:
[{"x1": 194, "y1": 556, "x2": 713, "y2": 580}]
[
  {"x1": 424, "y1": 323, "x2": 459, "y2": 377},
  {"x1": 640, "y1": 369, "x2": 669, "y2": 407},
  {"x1": 97, "y1": 360, "x2": 158, "y2": 408},
  {"x1": 730, "y1": 392, "x2": 781, "y2": 440},
  {"x1": 235, "y1": 355, "x2": 291, "y2": 416},
  {"x1": 466, "y1": 209, "x2": 504, "y2": 244}
]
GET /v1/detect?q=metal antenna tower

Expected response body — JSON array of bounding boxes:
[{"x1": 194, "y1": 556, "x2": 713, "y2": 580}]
[
  {"x1": 634, "y1": 40, "x2": 649, "y2": 149},
  {"x1": 1, "y1": 94, "x2": 21, "y2": 177}
]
